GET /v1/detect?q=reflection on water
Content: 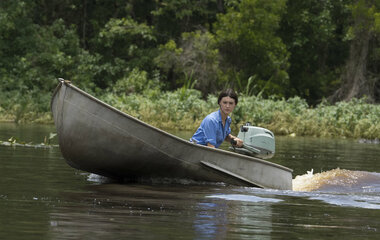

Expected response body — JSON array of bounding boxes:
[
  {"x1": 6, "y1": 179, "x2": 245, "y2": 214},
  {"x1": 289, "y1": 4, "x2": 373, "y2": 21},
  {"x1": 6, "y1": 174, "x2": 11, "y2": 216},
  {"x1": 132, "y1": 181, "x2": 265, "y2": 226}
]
[{"x1": 0, "y1": 123, "x2": 380, "y2": 239}]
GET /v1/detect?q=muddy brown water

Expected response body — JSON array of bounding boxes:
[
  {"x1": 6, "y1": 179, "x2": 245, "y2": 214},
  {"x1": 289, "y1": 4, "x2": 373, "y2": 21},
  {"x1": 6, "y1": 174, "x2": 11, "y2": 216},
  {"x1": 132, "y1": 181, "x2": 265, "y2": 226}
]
[{"x1": 0, "y1": 123, "x2": 379, "y2": 239}]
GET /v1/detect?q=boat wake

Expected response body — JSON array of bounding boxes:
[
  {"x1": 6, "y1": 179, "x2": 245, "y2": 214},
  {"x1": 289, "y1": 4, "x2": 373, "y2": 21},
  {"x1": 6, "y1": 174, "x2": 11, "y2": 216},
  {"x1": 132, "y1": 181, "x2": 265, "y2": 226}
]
[
  {"x1": 293, "y1": 168, "x2": 380, "y2": 193},
  {"x1": 137, "y1": 177, "x2": 226, "y2": 186},
  {"x1": 217, "y1": 168, "x2": 380, "y2": 210},
  {"x1": 291, "y1": 168, "x2": 380, "y2": 209},
  {"x1": 87, "y1": 173, "x2": 113, "y2": 184},
  {"x1": 87, "y1": 169, "x2": 380, "y2": 209},
  {"x1": 206, "y1": 194, "x2": 282, "y2": 203},
  {"x1": 87, "y1": 173, "x2": 226, "y2": 186}
]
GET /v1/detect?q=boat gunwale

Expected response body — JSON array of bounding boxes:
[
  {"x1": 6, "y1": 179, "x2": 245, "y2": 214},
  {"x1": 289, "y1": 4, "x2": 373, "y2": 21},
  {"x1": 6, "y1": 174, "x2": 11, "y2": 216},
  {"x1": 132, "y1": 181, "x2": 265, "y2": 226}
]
[{"x1": 52, "y1": 78, "x2": 293, "y2": 173}]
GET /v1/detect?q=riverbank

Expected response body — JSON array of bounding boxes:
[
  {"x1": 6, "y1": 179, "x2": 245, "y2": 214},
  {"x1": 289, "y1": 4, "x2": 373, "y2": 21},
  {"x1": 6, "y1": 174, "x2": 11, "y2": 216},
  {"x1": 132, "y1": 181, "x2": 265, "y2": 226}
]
[{"x1": 1, "y1": 89, "x2": 379, "y2": 139}]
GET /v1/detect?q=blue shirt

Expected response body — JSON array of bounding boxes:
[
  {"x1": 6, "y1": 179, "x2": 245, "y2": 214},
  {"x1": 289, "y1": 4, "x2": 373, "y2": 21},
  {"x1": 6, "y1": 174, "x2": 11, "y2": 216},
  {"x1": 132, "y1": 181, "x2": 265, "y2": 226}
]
[{"x1": 191, "y1": 110, "x2": 232, "y2": 148}]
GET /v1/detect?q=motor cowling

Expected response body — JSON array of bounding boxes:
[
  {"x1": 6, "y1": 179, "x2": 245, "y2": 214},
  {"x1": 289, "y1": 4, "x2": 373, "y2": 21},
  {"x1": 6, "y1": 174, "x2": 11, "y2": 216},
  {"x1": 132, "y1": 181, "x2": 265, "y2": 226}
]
[{"x1": 231, "y1": 123, "x2": 275, "y2": 159}]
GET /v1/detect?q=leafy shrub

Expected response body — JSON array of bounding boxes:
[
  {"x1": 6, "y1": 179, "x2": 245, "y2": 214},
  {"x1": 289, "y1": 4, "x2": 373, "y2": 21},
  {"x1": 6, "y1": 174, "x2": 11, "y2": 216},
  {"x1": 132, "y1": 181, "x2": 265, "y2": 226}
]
[{"x1": 99, "y1": 89, "x2": 380, "y2": 139}]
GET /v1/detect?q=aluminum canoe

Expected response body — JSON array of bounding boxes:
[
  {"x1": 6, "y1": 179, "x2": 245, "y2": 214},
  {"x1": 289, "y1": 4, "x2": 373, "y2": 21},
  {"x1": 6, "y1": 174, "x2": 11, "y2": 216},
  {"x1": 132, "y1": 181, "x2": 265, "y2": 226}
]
[{"x1": 51, "y1": 79, "x2": 293, "y2": 190}]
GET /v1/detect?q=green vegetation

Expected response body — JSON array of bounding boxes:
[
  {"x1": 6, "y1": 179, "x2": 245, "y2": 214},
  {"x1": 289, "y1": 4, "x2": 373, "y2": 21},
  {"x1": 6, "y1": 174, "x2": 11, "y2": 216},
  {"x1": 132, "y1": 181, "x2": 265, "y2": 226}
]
[
  {"x1": 0, "y1": 0, "x2": 380, "y2": 139},
  {"x1": 67, "y1": 86, "x2": 377, "y2": 139},
  {"x1": 1, "y1": 84, "x2": 379, "y2": 139},
  {"x1": 101, "y1": 89, "x2": 380, "y2": 139},
  {"x1": 103, "y1": 88, "x2": 372, "y2": 139}
]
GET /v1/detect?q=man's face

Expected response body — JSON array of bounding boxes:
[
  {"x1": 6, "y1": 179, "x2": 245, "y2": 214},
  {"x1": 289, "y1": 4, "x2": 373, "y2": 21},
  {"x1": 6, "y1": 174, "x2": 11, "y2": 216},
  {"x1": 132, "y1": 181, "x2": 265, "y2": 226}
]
[{"x1": 219, "y1": 96, "x2": 236, "y2": 116}]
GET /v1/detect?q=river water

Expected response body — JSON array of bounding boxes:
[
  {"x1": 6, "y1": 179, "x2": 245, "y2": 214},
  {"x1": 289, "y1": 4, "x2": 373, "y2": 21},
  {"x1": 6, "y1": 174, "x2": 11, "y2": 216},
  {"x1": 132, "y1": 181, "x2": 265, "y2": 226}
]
[{"x1": 0, "y1": 123, "x2": 379, "y2": 239}]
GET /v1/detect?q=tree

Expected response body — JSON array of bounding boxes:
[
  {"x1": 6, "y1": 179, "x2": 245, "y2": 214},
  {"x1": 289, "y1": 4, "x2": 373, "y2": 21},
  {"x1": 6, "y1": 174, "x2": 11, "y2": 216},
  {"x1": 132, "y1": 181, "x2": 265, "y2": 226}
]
[
  {"x1": 93, "y1": 17, "x2": 157, "y2": 88},
  {"x1": 214, "y1": 0, "x2": 290, "y2": 97},
  {"x1": 155, "y1": 30, "x2": 221, "y2": 94},
  {"x1": 151, "y1": 0, "x2": 222, "y2": 42},
  {"x1": 0, "y1": 0, "x2": 90, "y2": 117},
  {"x1": 279, "y1": 0, "x2": 352, "y2": 104},
  {"x1": 330, "y1": 0, "x2": 380, "y2": 102}
]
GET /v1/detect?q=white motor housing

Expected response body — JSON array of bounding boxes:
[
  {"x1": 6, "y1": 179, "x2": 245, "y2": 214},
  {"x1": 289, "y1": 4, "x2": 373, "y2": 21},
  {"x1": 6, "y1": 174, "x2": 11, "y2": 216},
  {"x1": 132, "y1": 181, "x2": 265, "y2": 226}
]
[{"x1": 231, "y1": 123, "x2": 275, "y2": 159}]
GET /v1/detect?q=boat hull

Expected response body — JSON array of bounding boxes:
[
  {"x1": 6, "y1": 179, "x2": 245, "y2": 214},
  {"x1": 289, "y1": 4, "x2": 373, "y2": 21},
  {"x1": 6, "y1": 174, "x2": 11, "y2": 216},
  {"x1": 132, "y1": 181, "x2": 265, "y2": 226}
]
[{"x1": 51, "y1": 80, "x2": 293, "y2": 190}]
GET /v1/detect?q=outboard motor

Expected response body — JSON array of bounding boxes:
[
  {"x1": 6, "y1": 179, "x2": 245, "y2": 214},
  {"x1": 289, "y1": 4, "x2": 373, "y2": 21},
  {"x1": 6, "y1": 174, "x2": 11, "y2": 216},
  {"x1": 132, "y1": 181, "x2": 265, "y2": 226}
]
[{"x1": 231, "y1": 123, "x2": 275, "y2": 159}]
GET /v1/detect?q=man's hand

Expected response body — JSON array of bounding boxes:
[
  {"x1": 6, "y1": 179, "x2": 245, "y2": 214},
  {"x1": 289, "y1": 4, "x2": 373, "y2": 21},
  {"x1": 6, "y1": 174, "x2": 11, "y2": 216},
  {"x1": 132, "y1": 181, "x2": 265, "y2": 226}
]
[
  {"x1": 207, "y1": 143, "x2": 216, "y2": 148},
  {"x1": 228, "y1": 134, "x2": 243, "y2": 148},
  {"x1": 233, "y1": 137, "x2": 243, "y2": 147}
]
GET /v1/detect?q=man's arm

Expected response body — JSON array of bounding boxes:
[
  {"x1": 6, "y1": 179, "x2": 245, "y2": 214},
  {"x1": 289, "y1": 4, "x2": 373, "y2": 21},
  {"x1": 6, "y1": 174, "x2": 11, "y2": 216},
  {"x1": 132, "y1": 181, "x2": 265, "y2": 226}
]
[{"x1": 225, "y1": 134, "x2": 243, "y2": 147}]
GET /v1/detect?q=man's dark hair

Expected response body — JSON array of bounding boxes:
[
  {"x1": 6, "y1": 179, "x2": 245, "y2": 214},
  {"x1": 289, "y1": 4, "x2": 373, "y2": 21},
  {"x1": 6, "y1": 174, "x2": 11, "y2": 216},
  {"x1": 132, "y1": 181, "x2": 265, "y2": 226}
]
[{"x1": 218, "y1": 88, "x2": 238, "y2": 105}]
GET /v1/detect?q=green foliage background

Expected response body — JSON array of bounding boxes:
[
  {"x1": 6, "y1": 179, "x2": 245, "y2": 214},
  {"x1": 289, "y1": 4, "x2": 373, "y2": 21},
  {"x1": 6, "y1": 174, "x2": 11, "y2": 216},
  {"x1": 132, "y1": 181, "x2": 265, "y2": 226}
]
[{"x1": 0, "y1": 0, "x2": 379, "y2": 139}]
